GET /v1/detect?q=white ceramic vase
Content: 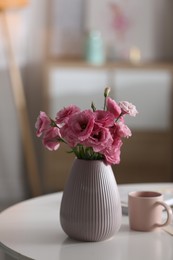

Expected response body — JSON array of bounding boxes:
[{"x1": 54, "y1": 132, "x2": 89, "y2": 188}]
[{"x1": 60, "y1": 159, "x2": 122, "y2": 242}]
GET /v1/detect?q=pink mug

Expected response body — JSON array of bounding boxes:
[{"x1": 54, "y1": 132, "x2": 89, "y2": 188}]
[{"x1": 128, "y1": 191, "x2": 172, "y2": 231}]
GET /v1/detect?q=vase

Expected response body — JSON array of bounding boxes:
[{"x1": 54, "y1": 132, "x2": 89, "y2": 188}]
[{"x1": 60, "y1": 159, "x2": 122, "y2": 242}]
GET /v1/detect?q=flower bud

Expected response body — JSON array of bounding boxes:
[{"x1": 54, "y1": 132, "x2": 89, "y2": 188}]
[
  {"x1": 91, "y1": 102, "x2": 96, "y2": 112},
  {"x1": 104, "y1": 87, "x2": 111, "y2": 97}
]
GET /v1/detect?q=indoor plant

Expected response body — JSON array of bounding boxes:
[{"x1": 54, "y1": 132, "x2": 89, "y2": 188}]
[{"x1": 35, "y1": 87, "x2": 138, "y2": 241}]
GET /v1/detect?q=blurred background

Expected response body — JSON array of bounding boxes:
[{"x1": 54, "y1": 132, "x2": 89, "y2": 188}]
[
  {"x1": 0, "y1": 0, "x2": 173, "y2": 211},
  {"x1": 0, "y1": 0, "x2": 173, "y2": 258}
]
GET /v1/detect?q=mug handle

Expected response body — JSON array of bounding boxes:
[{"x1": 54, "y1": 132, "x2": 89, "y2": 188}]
[{"x1": 155, "y1": 201, "x2": 172, "y2": 227}]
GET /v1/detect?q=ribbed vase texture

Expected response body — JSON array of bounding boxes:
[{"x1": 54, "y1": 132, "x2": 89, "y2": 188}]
[{"x1": 60, "y1": 159, "x2": 122, "y2": 242}]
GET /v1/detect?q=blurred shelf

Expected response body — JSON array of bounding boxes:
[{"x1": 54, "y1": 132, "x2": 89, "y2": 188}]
[{"x1": 46, "y1": 58, "x2": 173, "y2": 71}]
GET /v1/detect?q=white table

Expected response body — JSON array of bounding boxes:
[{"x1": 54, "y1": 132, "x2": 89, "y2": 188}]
[{"x1": 0, "y1": 183, "x2": 172, "y2": 260}]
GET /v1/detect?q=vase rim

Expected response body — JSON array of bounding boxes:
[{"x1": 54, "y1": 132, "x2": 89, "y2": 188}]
[
  {"x1": 75, "y1": 158, "x2": 104, "y2": 161},
  {"x1": 74, "y1": 158, "x2": 108, "y2": 164}
]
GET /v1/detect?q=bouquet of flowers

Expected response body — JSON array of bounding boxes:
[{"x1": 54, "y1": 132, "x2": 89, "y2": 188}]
[{"x1": 35, "y1": 87, "x2": 138, "y2": 165}]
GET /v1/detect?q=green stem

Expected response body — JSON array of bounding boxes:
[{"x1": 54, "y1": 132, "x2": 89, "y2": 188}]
[
  {"x1": 115, "y1": 112, "x2": 124, "y2": 122},
  {"x1": 104, "y1": 96, "x2": 107, "y2": 111}
]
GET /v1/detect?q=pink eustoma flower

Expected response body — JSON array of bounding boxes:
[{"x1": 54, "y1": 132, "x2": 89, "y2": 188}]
[
  {"x1": 117, "y1": 122, "x2": 132, "y2": 138},
  {"x1": 102, "y1": 137, "x2": 123, "y2": 165},
  {"x1": 83, "y1": 124, "x2": 113, "y2": 152},
  {"x1": 111, "y1": 122, "x2": 132, "y2": 139},
  {"x1": 119, "y1": 101, "x2": 138, "y2": 117},
  {"x1": 106, "y1": 97, "x2": 121, "y2": 118},
  {"x1": 67, "y1": 110, "x2": 95, "y2": 142},
  {"x1": 56, "y1": 105, "x2": 80, "y2": 124},
  {"x1": 60, "y1": 124, "x2": 78, "y2": 147},
  {"x1": 35, "y1": 111, "x2": 51, "y2": 137},
  {"x1": 35, "y1": 87, "x2": 137, "y2": 165},
  {"x1": 94, "y1": 110, "x2": 115, "y2": 127},
  {"x1": 43, "y1": 127, "x2": 61, "y2": 151}
]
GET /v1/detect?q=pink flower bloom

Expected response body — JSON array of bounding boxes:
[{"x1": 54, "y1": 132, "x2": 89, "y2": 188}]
[
  {"x1": 95, "y1": 110, "x2": 115, "y2": 127},
  {"x1": 60, "y1": 124, "x2": 78, "y2": 147},
  {"x1": 43, "y1": 127, "x2": 61, "y2": 151},
  {"x1": 35, "y1": 111, "x2": 51, "y2": 137},
  {"x1": 83, "y1": 124, "x2": 113, "y2": 152},
  {"x1": 106, "y1": 97, "x2": 121, "y2": 118},
  {"x1": 35, "y1": 87, "x2": 137, "y2": 164},
  {"x1": 102, "y1": 137, "x2": 123, "y2": 165},
  {"x1": 119, "y1": 101, "x2": 138, "y2": 117},
  {"x1": 117, "y1": 122, "x2": 132, "y2": 138},
  {"x1": 113, "y1": 122, "x2": 132, "y2": 138},
  {"x1": 56, "y1": 105, "x2": 80, "y2": 124},
  {"x1": 66, "y1": 110, "x2": 95, "y2": 142}
]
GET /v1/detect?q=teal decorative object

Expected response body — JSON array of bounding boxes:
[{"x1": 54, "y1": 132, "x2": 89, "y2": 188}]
[{"x1": 85, "y1": 31, "x2": 105, "y2": 65}]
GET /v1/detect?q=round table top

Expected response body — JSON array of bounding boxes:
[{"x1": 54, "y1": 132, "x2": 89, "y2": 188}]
[{"x1": 0, "y1": 183, "x2": 172, "y2": 260}]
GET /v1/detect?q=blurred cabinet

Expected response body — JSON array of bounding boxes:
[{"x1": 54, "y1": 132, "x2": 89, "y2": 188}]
[{"x1": 43, "y1": 60, "x2": 173, "y2": 192}]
